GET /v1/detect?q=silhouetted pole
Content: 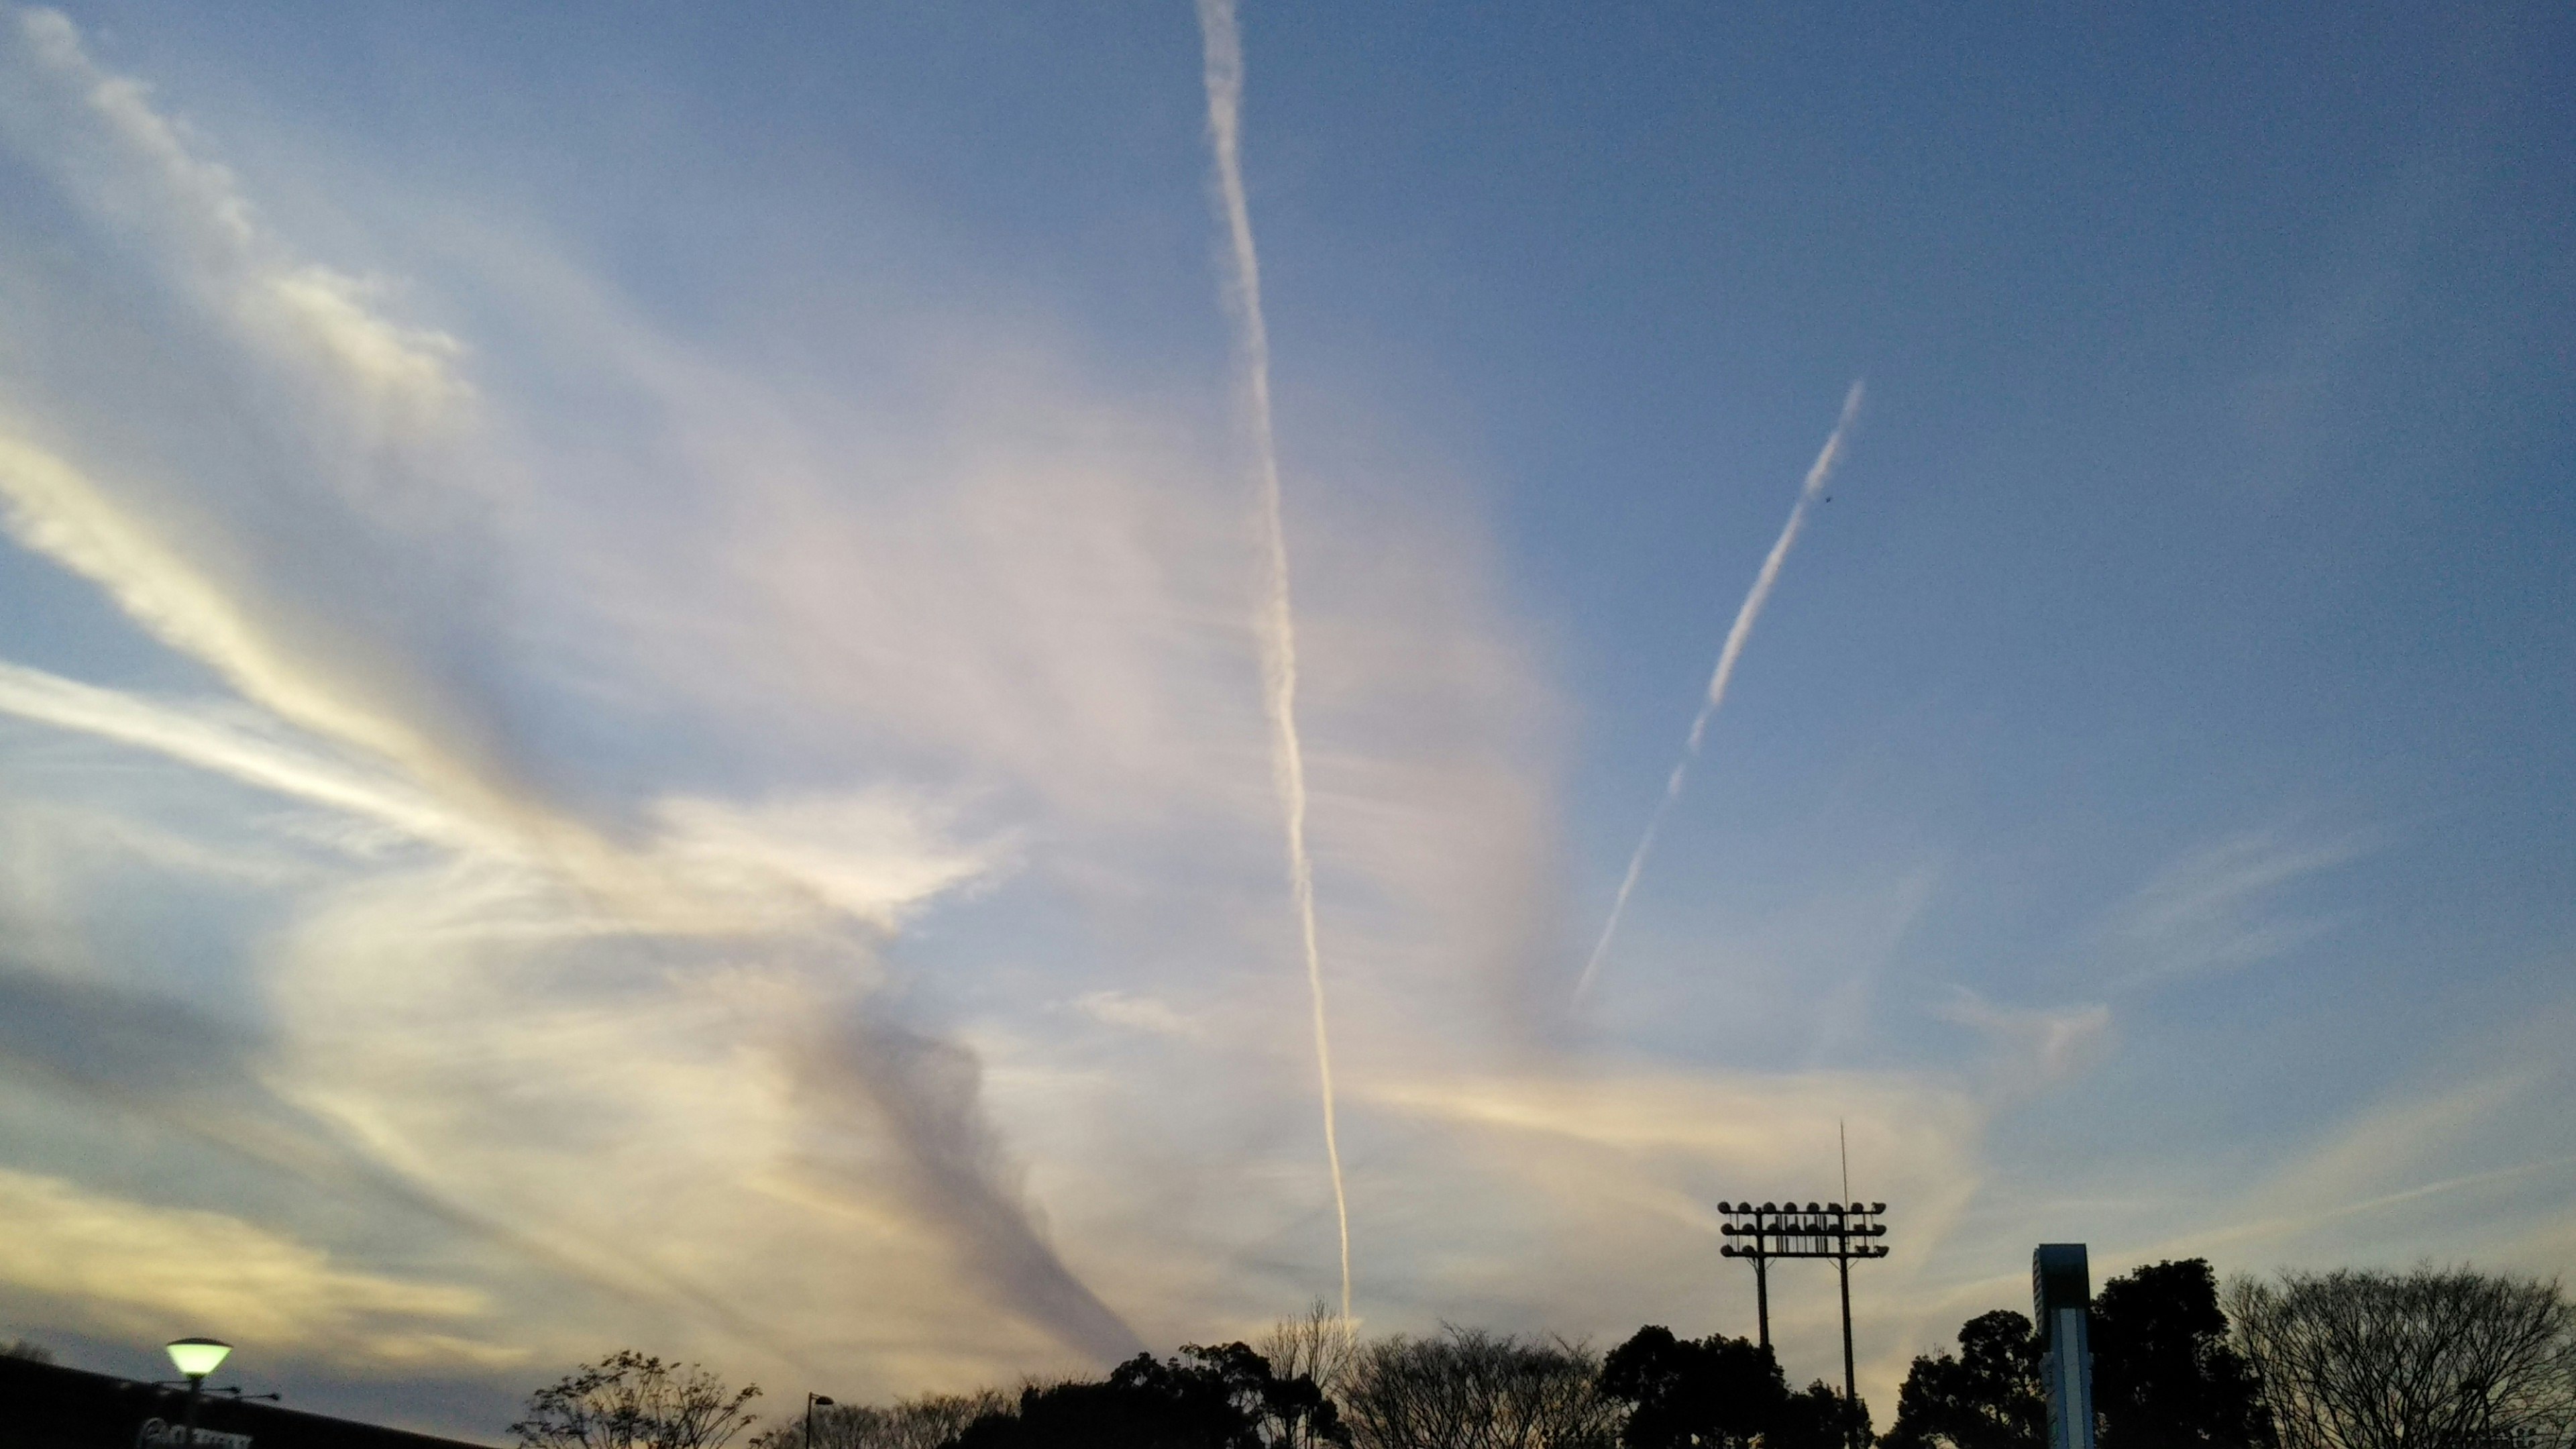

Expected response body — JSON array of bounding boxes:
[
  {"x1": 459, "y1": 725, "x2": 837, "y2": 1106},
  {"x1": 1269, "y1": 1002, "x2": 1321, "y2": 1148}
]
[
  {"x1": 1837, "y1": 1208, "x2": 1858, "y2": 1449},
  {"x1": 1756, "y1": 1251, "x2": 1773, "y2": 1350}
]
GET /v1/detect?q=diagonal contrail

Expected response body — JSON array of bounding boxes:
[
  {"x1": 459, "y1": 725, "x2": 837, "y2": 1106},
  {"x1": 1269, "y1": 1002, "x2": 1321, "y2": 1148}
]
[
  {"x1": 1195, "y1": 0, "x2": 1352, "y2": 1322},
  {"x1": 1572, "y1": 382, "x2": 1865, "y2": 1004}
]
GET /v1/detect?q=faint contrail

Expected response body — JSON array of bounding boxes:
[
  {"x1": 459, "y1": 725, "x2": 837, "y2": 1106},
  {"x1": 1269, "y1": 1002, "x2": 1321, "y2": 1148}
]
[
  {"x1": 1195, "y1": 0, "x2": 1352, "y2": 1322},
  {"x1": 1572, "y1": 382, "x2": 1865, "y2": 1004}
]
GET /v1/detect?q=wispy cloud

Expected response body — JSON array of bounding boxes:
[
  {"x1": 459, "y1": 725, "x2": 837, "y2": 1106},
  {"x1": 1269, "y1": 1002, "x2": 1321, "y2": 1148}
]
[
  {"x1": 0, "y1": 434, "x2": 464, "y2": 789},
  {"x1": 2089, "y1": 1036, "x2": 2576, "y2": 1291},
  {"x1": 2102, "y1": 827, "x2": 2368, "y2": 989},
  {"x1": 0, "y1": 1165, "x2": 514, "y2": 1366},
  {"x1": 1, "y1": 3, "x2": 2542, "y2": 1429},
  {"x1": 0, "y1": 6, "x2": 1141, "y2": 1379},
  {"x1": 1, "y1": 6, "x2": 471, "y2": 439},
  {"x1": 0, "y1": 0, "x2": 1588, "y2": 1395},
  {"x1": 1071, "y1": 991, "x2": 1207, "y2": 1041},
  {"x1": 1927, "y1": 987, "x2": 2114, "y2": 1095}
]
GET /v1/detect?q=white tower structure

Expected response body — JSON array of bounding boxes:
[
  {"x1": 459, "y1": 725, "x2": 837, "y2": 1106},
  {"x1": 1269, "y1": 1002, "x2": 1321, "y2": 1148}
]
[{"x1": 2033, "y1": 1244, "x2": 2096, "y2": 1449}]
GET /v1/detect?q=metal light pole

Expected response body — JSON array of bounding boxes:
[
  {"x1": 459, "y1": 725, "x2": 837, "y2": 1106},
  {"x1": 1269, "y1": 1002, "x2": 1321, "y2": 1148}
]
[
  {"x1": 806, "y1": 1391, "x2": 835, "y2": 1448},
  {"x1": 166, "y1": 1338, "x2": 233, "y2": 1447},
  {"x1": 1836, "y1": 1210, "x2": 1859, "y2": 1440}
]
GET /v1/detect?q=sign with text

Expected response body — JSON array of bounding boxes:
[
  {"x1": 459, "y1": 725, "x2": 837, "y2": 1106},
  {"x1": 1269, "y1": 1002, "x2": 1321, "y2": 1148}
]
[{"x1": 135, "y1": 1417, "x2": 256, "y2": 1449}]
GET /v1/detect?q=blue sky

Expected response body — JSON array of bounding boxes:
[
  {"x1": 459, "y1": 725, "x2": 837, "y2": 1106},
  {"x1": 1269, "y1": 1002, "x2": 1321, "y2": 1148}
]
[{"x1": 0, "y1": 1, "x2": 2569, "y2": 1438}]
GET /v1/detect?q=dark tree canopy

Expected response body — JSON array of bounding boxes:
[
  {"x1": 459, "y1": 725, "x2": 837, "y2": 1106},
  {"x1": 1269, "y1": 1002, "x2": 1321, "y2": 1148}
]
[
  {"x1": 1773, "y1": 1379, "x2": 1877, "y2": 1449},
  {"x1": 949, "y1": 1344, "x2": 1346, "y2": 1449},
  {"x1": 1191, "y1": 1340, "x2": 1352, "y2": 1449},
  {"x1": 1598, "y1": 1326, "x2": 1785, "y2": 1449},
  {"x1": 765, "y1": 1389, "x2": 1006, "y2": 1449},
  {"x1": 1883, "y1": 1311, "x2": 2045, "y2": 1449},
  {"x1": 1597, "y1": 1326, "x2": 1867, "y2": 1449},
  {"x1": 2093, "y1": 1260, "x2": 2273, "y2": 1449}
]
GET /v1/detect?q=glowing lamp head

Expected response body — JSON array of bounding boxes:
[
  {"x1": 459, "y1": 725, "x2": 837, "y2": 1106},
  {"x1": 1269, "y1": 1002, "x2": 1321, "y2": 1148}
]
[{"x1": 166, "y1": 1338, "x2": 232, "y2": 1379}]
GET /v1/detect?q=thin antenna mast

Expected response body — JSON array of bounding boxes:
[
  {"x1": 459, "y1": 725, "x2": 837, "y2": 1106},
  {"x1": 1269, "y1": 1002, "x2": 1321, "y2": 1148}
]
[{"x1": 1837, "y1": 1119, "x2": 1858, "y2": 1449}]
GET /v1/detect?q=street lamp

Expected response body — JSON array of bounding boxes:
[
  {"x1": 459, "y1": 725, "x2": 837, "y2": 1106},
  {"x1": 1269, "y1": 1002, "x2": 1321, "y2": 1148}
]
[
  {"x1": 166, "y1": 1338, "x2": 233, "y2": 1445},
  {"x1": 806, "y1": 1391, "x2": 835, "y2": 1448}
]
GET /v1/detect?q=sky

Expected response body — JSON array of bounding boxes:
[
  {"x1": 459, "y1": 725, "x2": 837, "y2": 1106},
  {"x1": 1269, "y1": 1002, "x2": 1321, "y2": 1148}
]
[{"x1": 0, "y1": 0, "x2": 2570, "y2": 1438}]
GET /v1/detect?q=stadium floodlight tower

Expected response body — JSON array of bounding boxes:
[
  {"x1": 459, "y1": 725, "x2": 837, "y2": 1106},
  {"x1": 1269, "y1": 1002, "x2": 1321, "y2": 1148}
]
[
  {"x1": 1717, "y1": 1197, "x2": 1888, "y2": 1438},
  {"x1": 2033, "y1": 1244, "x2": 2097, "y2": 1449}
]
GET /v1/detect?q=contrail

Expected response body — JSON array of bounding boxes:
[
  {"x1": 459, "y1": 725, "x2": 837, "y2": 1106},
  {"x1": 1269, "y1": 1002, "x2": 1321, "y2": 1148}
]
[
  {"x1": 1195, "y1": 0, "x2": 1352, "y2": 1322},
  {"x1": 1572, "y1": 382, "x2": 1865, "y2": 1004}
]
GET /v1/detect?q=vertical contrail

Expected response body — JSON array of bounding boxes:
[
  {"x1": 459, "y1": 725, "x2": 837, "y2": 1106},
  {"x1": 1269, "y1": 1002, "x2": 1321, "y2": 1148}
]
[
  {"x1": 1195, "y1": 0, "x2": 1352, "y2": 1323},
  {"x1": 1572, "y1": 382, "x2": 1864, "y2": 1004}
]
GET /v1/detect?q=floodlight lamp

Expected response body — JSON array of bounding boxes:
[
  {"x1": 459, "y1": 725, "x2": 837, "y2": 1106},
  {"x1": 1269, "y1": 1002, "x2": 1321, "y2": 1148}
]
[{"x1": 166, "y1": 1338, "x2": 233, "y2": 1379}]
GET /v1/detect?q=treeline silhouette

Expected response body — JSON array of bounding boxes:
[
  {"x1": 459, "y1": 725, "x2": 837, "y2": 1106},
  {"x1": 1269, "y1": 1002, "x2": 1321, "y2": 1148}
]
[{"x1": 508, "y1": 1262, "x2": 2576, "y2": 1449}]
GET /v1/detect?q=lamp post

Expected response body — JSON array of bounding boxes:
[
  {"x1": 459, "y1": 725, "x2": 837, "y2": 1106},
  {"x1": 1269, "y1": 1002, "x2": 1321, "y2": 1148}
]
[
  {"x1": 806, "y1": 1391, "x2": 835, "y2": 1448},
  {"x1": 166, "y1": 1338, "x2": 233, "y2": 1446}
]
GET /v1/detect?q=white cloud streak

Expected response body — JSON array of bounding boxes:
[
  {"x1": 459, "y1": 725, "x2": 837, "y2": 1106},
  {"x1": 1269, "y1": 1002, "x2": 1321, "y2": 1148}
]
[
  {"x1": 0, "y1": 432, "x2": 456, "y2": 787},
  {"x1": 0, "y1": 658, "x2": 468, "y2": 846},
  {"x1": 1574, "y1": 381, "x2": 1864, "y2": 1003},
  {"x1": 0, "y1": 657, "x2": 1002, "y2": 938},
  {"x1": 1197, "y1": 0, "x2": 1351, "y2": 1324}
]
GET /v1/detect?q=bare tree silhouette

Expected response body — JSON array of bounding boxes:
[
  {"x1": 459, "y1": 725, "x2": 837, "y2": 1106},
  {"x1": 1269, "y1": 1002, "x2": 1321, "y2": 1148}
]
[
  {"x1": 2227, "y1": 1268, "x2": 2576, "y2": 1449},
  {"x1": 511, "y1": 1351, "x2": 763, "y2": 1449}
]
